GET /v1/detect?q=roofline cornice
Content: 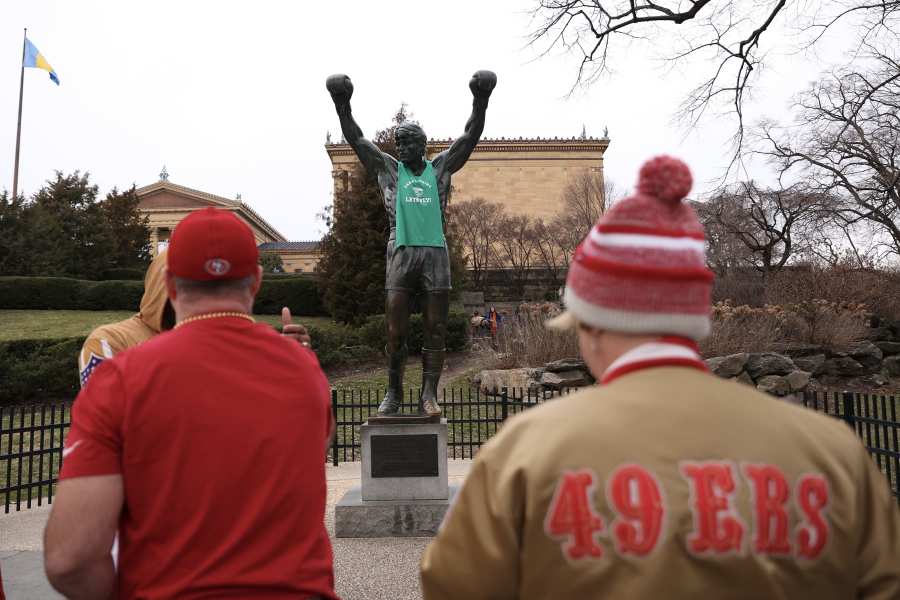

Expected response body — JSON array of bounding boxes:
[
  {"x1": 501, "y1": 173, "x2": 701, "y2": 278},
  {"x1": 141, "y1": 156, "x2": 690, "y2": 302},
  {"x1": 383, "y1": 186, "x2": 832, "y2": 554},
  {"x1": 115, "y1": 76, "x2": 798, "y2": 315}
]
[{"x1": 325, "y1": 137, "x2": 610, "y2": 158}]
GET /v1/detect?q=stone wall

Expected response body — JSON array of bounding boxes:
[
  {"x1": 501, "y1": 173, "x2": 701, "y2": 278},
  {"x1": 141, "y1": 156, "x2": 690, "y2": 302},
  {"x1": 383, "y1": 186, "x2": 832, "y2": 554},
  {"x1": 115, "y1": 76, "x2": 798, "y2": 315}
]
[
  {"x1": 708, "y1": 340, "x2": 900, "y2": 396},
  {"x1": 472, "y1": 321, "x2": 900, "y2": 397}
]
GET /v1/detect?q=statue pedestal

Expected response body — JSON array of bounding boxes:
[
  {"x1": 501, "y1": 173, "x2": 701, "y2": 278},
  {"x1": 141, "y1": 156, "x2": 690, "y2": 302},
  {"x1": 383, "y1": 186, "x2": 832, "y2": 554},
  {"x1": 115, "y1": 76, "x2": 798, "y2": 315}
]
[{"x1": 335, "y1": 419, "x2": 455, "y2": 537}]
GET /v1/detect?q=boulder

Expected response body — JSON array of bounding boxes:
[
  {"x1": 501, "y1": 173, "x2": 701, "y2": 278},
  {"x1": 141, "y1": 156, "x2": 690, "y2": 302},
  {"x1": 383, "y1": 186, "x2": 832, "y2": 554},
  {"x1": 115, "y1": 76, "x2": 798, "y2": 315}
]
[
  {"x1": 756, "y1": 375, "x2": 790, "y2": 396},
  {"x1": 793, "y1": 354, "x2": 826, "y2": 376},
  {"x1": 541, "y1": 369, "x2": 591, "y2": 390},
  {"x1": 866, "y1": 374, "x2": 888, "y2": 387},
  {"x1": 823, "y1": 356, "x2": 865, "y2": 377},
  {"x1": 544, "y1": 358, "x2": 587, "y2": 373},
  {"x1": 875, "y1": 341, "x2": 900, "y2": 356},
  {"x1": 746, "y1": 353, "x2": 796, "y2": 379},
  {"x1": 786, "y1": 370, "x2": 811, "y2": 392},
  {"x1": 734, "y1": 372, "x2": 755, "y2": 387},
  {"x1": 848, "y1": 341, "x2": 883, "y2": 370},
  {"x1": 477, "y1": 369, "x2": 539, "y2": 393},
  {"x1": 706, "y1": 353, "x2": 749, "y2": 378},
  {"x1": 882, "y1": 355, "x2": 900, "y2": 378}
]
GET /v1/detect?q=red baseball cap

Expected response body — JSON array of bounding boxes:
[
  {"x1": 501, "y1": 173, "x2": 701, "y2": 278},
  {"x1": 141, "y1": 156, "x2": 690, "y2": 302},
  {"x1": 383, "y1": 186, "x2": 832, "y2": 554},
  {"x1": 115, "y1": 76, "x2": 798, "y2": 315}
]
[{"x1": 167, "y1": 207, "x2": 259, "y2": 281}]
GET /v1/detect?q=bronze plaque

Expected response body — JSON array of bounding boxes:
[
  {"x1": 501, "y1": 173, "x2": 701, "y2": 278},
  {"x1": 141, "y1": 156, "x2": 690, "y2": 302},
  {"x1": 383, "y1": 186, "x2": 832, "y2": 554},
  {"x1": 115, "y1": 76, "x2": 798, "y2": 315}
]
[{"x1": 371, "y1": 434, "x2": 439, "y2": 478}]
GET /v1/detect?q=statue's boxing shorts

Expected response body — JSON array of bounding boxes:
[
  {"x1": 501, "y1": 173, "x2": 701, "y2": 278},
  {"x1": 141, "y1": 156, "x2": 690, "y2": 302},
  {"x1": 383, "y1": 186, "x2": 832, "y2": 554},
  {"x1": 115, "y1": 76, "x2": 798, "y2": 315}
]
[{"x1": 385, "y1": 238, "x2": 451, "y2": 292}]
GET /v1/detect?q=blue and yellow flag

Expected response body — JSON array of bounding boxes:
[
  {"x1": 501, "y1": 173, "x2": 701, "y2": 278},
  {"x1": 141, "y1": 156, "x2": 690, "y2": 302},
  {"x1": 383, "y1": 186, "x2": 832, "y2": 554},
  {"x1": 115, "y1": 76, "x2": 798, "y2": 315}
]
[{"x1": 23, "y1": 38, "x2": 59, "y2": 85}]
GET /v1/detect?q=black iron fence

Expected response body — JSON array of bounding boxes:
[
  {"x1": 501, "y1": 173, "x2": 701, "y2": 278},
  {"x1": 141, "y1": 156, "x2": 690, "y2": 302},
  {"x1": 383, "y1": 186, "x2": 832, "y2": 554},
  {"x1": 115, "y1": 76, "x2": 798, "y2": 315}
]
[
  {"x1": 3, "y1": 390, "x2": 898, "y2": 513},
  {"x1": 801, "y1": 390, "x2": 899, "y2": 502},
  {"x1": 328, "y1": 386, "x2": 573, "y2": 464},
  {"x1": 1, "y1": 401, "x2": 71, "y2": 513}
]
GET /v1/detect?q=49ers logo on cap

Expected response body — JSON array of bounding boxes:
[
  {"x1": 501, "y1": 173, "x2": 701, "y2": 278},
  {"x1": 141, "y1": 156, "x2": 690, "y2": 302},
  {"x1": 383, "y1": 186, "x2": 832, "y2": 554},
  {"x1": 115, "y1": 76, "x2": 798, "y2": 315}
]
[{"x1": 204, "y1": 258, "x2": 232, "y2": 277}]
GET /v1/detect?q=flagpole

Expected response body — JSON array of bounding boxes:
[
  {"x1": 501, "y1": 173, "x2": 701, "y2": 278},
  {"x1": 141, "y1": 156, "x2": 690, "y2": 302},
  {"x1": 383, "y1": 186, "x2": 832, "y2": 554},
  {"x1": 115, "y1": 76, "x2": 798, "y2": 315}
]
[{"x1": 12, "y1": 28, "x2": 26, "y2": 200}]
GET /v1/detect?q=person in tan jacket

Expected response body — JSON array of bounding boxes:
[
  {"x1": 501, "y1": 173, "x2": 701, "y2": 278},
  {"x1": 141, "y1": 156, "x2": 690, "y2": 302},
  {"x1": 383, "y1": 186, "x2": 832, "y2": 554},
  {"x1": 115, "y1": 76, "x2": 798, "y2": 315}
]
[
  {"x1": 78, "y1": 251, "x2": 174, "y2": 386},
  {"x1": 79, "y1": 250, "x2": 312, "y2": 386},
  {"x1": 420, "y1": 156, "x2": 900, "y2": 599}
]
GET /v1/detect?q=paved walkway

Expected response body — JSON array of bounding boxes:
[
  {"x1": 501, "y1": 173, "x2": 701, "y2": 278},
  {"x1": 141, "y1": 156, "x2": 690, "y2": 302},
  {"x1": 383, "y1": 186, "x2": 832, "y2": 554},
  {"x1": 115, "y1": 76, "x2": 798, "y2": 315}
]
[{"x1": 0, "y1": 460, "x2": 472, "y2": 600}]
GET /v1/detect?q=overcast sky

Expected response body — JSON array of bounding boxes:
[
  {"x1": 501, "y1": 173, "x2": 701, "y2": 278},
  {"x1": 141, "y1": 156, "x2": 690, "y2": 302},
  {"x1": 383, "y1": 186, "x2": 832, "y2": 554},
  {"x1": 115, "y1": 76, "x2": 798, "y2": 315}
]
[{"x1": 2, "y1": 1, "x2": 848, "y2": 240}]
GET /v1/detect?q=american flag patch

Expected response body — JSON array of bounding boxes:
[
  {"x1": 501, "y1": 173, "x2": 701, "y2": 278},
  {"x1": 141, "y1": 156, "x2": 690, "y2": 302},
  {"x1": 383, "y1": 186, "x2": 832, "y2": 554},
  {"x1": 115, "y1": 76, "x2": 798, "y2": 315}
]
[{"x1": 80, "y1": 353, "x2": 105, "y2": 387}]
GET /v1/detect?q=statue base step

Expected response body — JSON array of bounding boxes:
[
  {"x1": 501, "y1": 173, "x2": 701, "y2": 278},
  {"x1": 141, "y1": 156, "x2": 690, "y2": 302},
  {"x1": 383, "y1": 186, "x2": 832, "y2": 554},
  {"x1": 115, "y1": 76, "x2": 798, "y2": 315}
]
[{"x1": 334, "y1": 484, "x2": 459, "y2": 538}]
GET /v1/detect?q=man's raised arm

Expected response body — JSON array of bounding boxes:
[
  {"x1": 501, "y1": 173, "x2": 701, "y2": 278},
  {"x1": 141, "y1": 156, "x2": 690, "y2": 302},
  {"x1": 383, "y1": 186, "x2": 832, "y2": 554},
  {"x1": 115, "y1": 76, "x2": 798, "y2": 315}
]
[
  {"x1": 440, "y1": 70, "x2": 497, "y2": 175},
  {"x1": 326, "y1": 74, "x2": 386, "y2": 175}
]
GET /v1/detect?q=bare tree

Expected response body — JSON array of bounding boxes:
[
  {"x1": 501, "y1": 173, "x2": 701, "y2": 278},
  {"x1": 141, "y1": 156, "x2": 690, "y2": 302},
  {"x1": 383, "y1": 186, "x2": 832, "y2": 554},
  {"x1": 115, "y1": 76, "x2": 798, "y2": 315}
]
[
  {"x1": 446, "y1": 198, "x2": 503, "y2": 288},
  {"x1": 561, "y1": 169, "x2": 607, "y2": 232},
  {"x1": 798, "y1": 205, "x2": 886, "y2": 269},
  {"x1": 759, "y1": 50, "x2": 900, "y2": 258},
  {"x1": 692, "y1": 200, "x2": 752, "y2": 275},
  {"x1": 697, "y1": 182, "x2": 822, "y2": 273},
  {"x1": 533, "y1": 218, "x2": 568, "y2": 280},
  {"x1": 494, "y1": 213, "x2": 540, "y2": 290},
  {"x1": 529, "y1": 1, "x2": 900, "y2": 156}
]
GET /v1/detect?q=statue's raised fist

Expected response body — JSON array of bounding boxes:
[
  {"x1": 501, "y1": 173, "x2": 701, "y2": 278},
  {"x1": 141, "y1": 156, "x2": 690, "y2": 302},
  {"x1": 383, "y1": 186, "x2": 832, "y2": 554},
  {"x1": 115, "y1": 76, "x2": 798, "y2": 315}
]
[
  {"x1": 469, "y1": 70, "x2": 497, "y2": 100},
  {"x1": 326, "y1": 74, "x2": 354, "y2": 104}
]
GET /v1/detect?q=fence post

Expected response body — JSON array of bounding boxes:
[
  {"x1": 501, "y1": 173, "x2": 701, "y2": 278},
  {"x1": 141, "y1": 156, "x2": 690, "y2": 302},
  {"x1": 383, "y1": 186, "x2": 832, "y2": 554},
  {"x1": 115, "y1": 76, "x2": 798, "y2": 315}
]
[
  {"x1": 331, "y1": 388, "x2": 339, "y2": 467},
  {"x1": 840, "y1": 391, "x2": 855, "y2": 431},
  {"x1": 501, "y1": 387, "x2": 509, "y2": 422}
]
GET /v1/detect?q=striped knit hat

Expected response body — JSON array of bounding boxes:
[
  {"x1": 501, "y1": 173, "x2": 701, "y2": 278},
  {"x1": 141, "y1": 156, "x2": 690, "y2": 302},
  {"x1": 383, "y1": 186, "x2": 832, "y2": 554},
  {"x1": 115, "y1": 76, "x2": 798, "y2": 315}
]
[{"x1": 548, "y1": 155, "x2": 714, "y2": 340}]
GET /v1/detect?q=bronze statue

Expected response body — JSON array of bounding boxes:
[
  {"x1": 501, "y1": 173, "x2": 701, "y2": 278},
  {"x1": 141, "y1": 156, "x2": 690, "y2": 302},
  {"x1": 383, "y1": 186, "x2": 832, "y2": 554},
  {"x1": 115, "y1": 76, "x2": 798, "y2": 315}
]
[{"x1": 326, "y1": 70, "x2": 496, "y2": 417}]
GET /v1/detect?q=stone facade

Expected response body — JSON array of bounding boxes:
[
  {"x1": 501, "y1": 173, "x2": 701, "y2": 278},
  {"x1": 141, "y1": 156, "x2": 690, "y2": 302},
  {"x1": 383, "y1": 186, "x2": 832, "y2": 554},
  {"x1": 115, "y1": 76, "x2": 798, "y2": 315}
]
[
  {"x1": 325, "y1": 136, "x2": 611, "y2": 221},
  {"x1": 136, "y1": 179, "x2": 322, "y2": 272},
  {"x1": 257, "y1": 241, "x2": 322, "y2": 274}
]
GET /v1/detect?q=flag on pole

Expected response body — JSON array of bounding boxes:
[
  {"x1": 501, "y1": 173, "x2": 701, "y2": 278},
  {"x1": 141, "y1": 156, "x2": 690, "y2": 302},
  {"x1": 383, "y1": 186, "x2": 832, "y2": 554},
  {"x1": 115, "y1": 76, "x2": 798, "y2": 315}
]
[{"x1": 23, "y1": 38, "x2": 59, "y2": 85}]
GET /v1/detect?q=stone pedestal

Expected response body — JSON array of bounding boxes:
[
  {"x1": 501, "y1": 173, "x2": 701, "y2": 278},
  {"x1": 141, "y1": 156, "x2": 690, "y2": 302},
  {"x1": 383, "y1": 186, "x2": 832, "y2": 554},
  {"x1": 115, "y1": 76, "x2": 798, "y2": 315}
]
[
  {"x1": 335, "y1": 419, "x2": 452, "y2": 537},
  {"x1": 335, "y1": 485, "x2": 458, "y2": 537}
]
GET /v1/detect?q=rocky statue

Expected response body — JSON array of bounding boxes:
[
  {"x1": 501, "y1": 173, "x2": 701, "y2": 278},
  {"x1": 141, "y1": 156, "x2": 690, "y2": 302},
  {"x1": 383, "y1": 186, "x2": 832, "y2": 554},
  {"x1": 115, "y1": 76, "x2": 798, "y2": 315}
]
[{"x1": 326, "y1": 70, "x2": 496, "y2": 417}]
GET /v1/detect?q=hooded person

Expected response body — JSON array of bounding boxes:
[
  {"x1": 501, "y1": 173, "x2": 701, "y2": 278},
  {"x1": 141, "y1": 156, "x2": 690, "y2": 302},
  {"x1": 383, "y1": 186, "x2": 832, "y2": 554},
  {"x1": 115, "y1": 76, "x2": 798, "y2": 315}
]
[
  {"x1": 78, "y1": 251, "x2": 174, "y2": 386},
  {"x1": 420, "y1": 156, "x2": 900, "y2": 599}
]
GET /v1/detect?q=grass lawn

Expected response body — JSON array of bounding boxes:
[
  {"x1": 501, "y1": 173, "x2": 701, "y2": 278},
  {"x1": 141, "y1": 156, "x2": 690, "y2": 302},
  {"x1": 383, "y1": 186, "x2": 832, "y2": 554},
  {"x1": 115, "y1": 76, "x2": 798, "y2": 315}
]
[
  {"x1": 0, "y1": 310, "x2": 344, "y2": 342},
  {"x1": 0, "y1": 310, "x2": 135, "y2": 341}
]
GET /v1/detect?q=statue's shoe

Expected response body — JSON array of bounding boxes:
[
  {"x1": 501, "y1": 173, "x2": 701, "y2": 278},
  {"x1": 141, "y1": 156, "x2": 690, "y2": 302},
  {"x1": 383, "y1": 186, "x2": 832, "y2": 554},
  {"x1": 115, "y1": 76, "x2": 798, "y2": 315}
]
[
  {"x1": 378, "y1": 393, "x2": 401, "y2": 415},
  {"x1": 421, "y1": 397, "x2": 442, "y2": 417}
]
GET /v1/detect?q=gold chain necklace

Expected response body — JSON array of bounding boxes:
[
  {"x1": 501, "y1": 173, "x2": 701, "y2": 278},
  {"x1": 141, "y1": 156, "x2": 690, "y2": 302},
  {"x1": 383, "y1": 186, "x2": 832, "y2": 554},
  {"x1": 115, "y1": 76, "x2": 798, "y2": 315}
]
[{"x1": 175, "y1": 311, "x2": 255, "y2": 329}]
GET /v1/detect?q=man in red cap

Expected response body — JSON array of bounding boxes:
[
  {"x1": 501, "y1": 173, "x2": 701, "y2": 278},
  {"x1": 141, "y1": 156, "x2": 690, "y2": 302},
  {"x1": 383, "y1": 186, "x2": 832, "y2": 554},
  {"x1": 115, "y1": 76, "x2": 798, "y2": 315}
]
[
  {"x1": 45, "y1": 207, "x2": 337, "y2": 600},
  {"x1": 420, "y1": 157, "x2": 900, "y2": 599}
]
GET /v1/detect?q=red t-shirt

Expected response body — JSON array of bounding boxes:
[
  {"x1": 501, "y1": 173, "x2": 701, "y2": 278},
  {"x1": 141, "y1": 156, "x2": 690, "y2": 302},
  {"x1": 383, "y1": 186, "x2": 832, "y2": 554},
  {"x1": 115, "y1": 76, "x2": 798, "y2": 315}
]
[{"x1": 61, "y1": 316, "x2": 336, "y2": 600}]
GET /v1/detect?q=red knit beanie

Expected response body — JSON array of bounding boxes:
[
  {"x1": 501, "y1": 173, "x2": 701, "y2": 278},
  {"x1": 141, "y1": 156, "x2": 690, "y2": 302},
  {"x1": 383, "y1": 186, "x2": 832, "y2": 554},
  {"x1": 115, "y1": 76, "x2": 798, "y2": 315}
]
[{"x1": 548, "y1": 156, "x2": 714, "y2": 340}]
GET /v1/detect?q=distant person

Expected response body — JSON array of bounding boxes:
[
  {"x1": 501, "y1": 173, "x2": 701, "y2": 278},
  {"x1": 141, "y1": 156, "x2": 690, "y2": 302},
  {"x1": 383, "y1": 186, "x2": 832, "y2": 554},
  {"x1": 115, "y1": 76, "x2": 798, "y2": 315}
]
[
  {"x1": 46, "y1": 208, "x2": 337, "y2": 599},
  {"x1": 79, "y1": 251, "x2": 312, "y2": 387},
  {"x1": 488, "y1": 306, "x2": 499, "y2": 336},
  {"x1": 420, "y1": 156, "x2": 900, "y2": 599}
]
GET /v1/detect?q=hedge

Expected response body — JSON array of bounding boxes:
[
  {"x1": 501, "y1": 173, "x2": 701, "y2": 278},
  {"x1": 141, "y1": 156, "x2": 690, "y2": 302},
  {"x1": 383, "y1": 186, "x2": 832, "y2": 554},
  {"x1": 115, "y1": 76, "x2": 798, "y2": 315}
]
[
  {"x1": 254, "y1": 277, "x2": 326, "y2": 316},
  {"x1": 357, "y1": 311, "x2": 469, "y2": 355},
  {"x1": 0, "y1": 337, "x2": 84, "y2": 405},
  {"x1": 306, "y1": 310, "x2": 468, "y2": 369},
  {"x1": 0, "y1": 277, "x2": 144, "y2": 311},
  {"x1": 0, "y1": 275, "x2": 326, "y2": 316},
  {"x1": 1, "y1": 312, "x2": 469, "y2": 405}
]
